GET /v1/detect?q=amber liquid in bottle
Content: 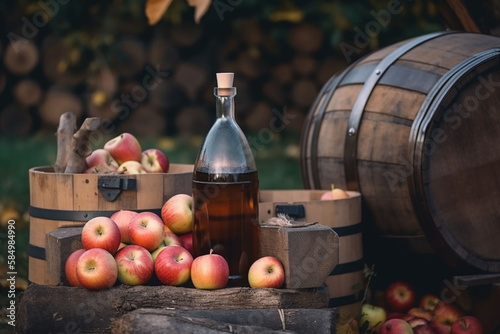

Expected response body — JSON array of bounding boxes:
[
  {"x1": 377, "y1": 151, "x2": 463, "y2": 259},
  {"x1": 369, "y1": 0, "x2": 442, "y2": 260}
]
[
  {"x1": 193, "y1": 170, "x2": 259, "y2": 285},
  {"x1": 192, "y1": 73, "x2": 259, "y2": 286}
]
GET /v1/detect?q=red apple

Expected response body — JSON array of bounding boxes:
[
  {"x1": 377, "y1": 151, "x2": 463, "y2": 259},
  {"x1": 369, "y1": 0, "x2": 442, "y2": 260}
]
[
  {"x1": 128, "y1": 212, "x2": 165, "y2": 251},
  {"x1": 86, "y1": 149, "x2": 119, "y2": 171},
  {"x1": 420, "y1": 293, "x2": 441, "y2": 311},
  {"x1": 414, "y1": 324, "x2": 439, "y2": 334},
  {"x1": 114, "y1": 245, "x2": 154, "y2": 286},
  {"x1": 81, "y1": 216, "x2": 121, "y2": 254},
  {"x1": 76, "y1": 248, "x2": 117, "y2": 290},
  {"x1": 320, "y1": 184, "x2": 349, "y2": 200},
  {"x1": 163, "y1": 231, "x2": 182, "y2": 247},
  {"x1": 433, "y1": 302, "x2": 464, "y2": 327},
  {"x1": 141, "y1": 148, "x2": 169, "y2": 173},
  {"x1": 161, "y1": 194, "x2": 193, "y2": 234},
  {"x1": 110, "y1": 210, "x2": 138, "y2": 244},
  {"x1": 379, "y1": 318, "x2": 414, "y2": 334},
  {"x1": 117, "y1": 161, "x2": 146, "y2": 174},
  {"x1": 179, "y1": 233, "x2": 193, "y2": 255},
  {"x1": 248, "y1": 256, "x2": 285, "y2": 289},
  {"x1": 384, "y1": 281, "x2": 417, "y2": 313},
  {"x1": 408, "y1": 307, "x2": 433, "y2": 321},
  {"x1": 104, "y1": 132, "x2": 142, "y2": 164},
  {"x1": 65, "y1": 249, "x2": 86, "y2": 287},
  {"x1": 431, "y1": 322, "x2": 452, "y2": 334},
  {"x1": 191, "y1": 252, "x2": 229, "y2": 290},
  {"x1": 154, "y1": 245, "x2": 193, "y2": 286},
  {"x1": 450, "y1": 316, "x2": 483, "y2": 334}
]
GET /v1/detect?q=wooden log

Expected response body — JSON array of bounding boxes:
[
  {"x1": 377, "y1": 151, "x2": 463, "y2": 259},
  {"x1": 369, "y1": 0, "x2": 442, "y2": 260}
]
[
  {"x1": 290, "y1": 79, "x2": 318, "y2": 108},
  {"x1": 113, "y1": 38, "x2": 146, "y2": 77},
  {"x1": 54, "y1": 111, "x2": 77, "y2": 173},
  {"x1": 148, "y1": 34, "x2": 180, "y2": 71},
  {"x1": 236, "y1": 49, "x2": 264, "y2": 79},
  {"x1": 46, "y1": 226, "x2": 84, "y2": 286},
  {"x1": 0, "y1": 72, "x2": 6, "y2": 93},
  {"x1": 175, "y1": 105, "x2": 210, "y2": 137},
  {"x1": 0, "y1": 103, "x2": 34, "y2": 135},
  {"x1": 262, "y1": 80, "x2": 286, "y2": 105},
  {"x1": 272, "y1": 63, "x2": 294, "y2": 85},
  {"x1": 13, "y1": 79, "x2": 43, "y2": 107},
  {"x1": 117, "y1": 105, "x2": 166, "y2": 137},
  {"x1": 16, "y1": 284, "x2": 329, "y2": 333},
  {"x1": 112, "y1": 308, "x2": 337, "y2": 334},
  {"x1": 64, "y1": 117, "x2": 101, "y2": 174},
  {"x1": 170, "y1": 24, "x2": 203, "y2": 47},
  {"x1": 4, "y1": 40, "x2": 39, "y2": 75},
  {"x1": 288, "y1": 23, "x2": 323, "y2": 54},
  {"x1": 112, "y1": 309, "x2": 295, "y2": 334},
  {"x1": 173, "y1": 61, "x2": 207, "y2": 99},
  {"x1": 315, "y1": 58, "x2": 347, "y2": 85},
  {"x1": 39, "y1": 87, "x2": 83, "y2": 127},
  {"x1": 292, "y1": 55, "x2": 317, "y2": 77},
  {"x1": 42, "y1": 36, "x2": 85, "y2": 86}
]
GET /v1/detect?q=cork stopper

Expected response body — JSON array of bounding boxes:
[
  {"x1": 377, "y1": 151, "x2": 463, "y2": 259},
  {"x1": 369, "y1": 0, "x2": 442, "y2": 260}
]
[{"x1": 216, "y1": 72, "x2": 235, "y2": 96}]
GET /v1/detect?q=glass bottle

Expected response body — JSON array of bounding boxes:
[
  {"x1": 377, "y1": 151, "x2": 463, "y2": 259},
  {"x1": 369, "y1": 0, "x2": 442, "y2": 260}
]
[{"x1": 192, "y1": 73, "x2": 260, "y2": 286}]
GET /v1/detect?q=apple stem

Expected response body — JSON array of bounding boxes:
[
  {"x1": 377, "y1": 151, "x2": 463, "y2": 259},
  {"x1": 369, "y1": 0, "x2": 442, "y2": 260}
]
[
  {"x1": 209, "y1": 249, "x2": 213, "y2": 255},
  {"x1": 331, "y1": 184, "x2": 335, "y2": 192}
]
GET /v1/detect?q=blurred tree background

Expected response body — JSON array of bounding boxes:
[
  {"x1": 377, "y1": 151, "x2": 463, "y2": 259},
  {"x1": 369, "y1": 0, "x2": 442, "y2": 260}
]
[{"x1": 0, "y1": 0, "x2": 499, "y2": 318}]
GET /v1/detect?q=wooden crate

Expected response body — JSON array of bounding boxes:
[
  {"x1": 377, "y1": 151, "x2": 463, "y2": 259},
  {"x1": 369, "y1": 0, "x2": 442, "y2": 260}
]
[{"x1": 29, "y1": 164, "x2": 193, "y2": 285}]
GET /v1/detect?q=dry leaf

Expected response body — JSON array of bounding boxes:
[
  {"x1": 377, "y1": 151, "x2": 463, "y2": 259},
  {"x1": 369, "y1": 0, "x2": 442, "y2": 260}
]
[
  {"x1": 187, "y1": 0, "x2": 211, "y2": 23},
  {"x1": 145, "y1": 0, "x2": 174, "y2": 25}
]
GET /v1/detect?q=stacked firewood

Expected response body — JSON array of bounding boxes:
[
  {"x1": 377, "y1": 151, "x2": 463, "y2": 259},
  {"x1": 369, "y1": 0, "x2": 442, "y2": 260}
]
[{"x1": 0, "y1": 18, "x2": 348, "y2": 137}]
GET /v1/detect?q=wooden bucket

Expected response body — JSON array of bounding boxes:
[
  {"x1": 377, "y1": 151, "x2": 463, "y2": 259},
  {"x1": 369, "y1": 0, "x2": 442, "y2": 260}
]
[
  {"x1": 28, "y1": 164, "x2": 193, "y2": 285},
  {"x1": 300, "y1": 31, "x2": 500, "y2": 272},
  {"x1": 259, "y1": 190, "x2": 364, "y2": 313}
]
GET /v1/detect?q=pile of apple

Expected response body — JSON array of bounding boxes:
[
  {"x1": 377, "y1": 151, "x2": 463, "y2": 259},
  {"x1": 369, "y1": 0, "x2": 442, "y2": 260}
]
[
  {"x1": 360, "y1": 281, "x2": 484, "y2": 334},
  {"x1": 65, "y1": 194, "x2": 285, "y2": 290},
  {"x1": 85, "y1": 132, "x2": 169, "y2": 174}
]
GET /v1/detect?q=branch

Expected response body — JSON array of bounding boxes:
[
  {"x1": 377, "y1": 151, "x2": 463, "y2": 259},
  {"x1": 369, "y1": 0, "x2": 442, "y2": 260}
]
[
  {"x1": 64, "y1": 117, "x2": 101, "y2": 174},
  {"x1": 54, "y1": 112, "x2": 77, "y2": 173}
]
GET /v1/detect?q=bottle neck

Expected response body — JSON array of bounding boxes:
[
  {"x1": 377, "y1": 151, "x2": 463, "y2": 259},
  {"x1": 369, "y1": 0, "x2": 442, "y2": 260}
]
[{"x1": 214, "y1": 87, "x2": 237, "y2": 119}]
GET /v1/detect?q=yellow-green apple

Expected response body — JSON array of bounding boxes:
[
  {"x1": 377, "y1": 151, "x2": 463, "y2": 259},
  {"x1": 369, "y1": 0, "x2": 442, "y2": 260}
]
[
  {"x1": 114, "y1": 245, "x2": 154, "y2": 286},
  {"x1": 161, "y1": 194, "x2": 193, "y2": 234},
  {"x1": 65, "y1": 249, "x2": 86, "y2": 287},
  {"x1": 81, "y1": 216, "x2": 121, "y2": 254},
  {"x1": 154, "y1": 245, "x2": 193, "y2": 286},
  {"x1": 420, "y1": 294, "x2": 441, "y2": 311},
  {"x1": 76, "y1": 248, "x2": 118, "y2": 290},
  {"x1": 384, "y1": 281, "x2": 417, "y2": 313},
  {"x1": 450, "y1": 316, "x2": 483, "y2": 334},
  {"x1": 104, "y1": 132, "x2": 142, "y2": 164},
  {"x1": 151, "y1": 245, "x2": 167, "y2": 263},
  {"x1": 163, "y1": 231, "x2": 182, "y2": 247},
  {"x1": 408, "y1": 308, "x2": 433, "y2": 321},
  {"x1": 86, "y1": 149, "x2": 119, "y2": 171},
  {"x1": 179, "y1": 233, "x2": 193, "y2": 255},
  {"x1": 110, "y1": 210, "x2": 138, "y2": 244},
  {"x1": 128, "y1": 212, "x2": 164, "y2": 251},
  {"x1": 358, "y1": 303, "x2": 387, "y2": 332},
  {"x1": 141, "y1": 148, "x2": 169, "y2": 173},
  {"x1": 320, "y1": 184, "x2": 349, "y2": 200},
  {"x1": 379, "y1": 318, "x2": 414, "y2": 334},
  {"x1": 191, "y1": 252, "x2": 229, "y2": 289},
  {"x1": 248, "y1": 256, "x2": 285, "y2": 288},
  {"x1": 432, "y1": 302, "x2": 464, "y2": 327},
  {"x1": 117, "y1": 161, "x2": 146, "y2": 174},
  {"x1": 414, "y1": 324, "x2": 439, "y2": 334}
]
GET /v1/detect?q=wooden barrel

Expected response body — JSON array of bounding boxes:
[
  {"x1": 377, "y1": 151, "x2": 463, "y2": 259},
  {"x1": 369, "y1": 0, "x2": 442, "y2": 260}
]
[
  {"x1": 28, "y1": 164, "x2": 193, "y2": 285},
  {"x1": 300, "y1": 31, "x2": 500, "y2": 273},
  {"x1": 259, "y1": 190, "x2": 364, "y2": 315}
]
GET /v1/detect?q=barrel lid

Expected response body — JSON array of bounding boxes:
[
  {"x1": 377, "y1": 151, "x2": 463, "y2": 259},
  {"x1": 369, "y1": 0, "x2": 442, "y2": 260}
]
[{"x1": 409, "y1": 48, "x2": 500, "y2": 273}]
